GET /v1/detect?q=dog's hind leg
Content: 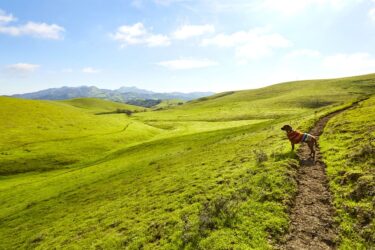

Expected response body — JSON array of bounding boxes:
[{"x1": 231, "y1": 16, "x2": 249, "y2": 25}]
[
  {"x1": 314, "y1": 138, "x2": 318, "y2": 160},
  {"x1": 308, "y1": 141, "x2": 315, "y2": 160},
  {"x1": 314, "y1": 136, "x2": 318, "y2": 148},
  {"x1": 312, "y1": 148, "x2": 316, "y2": 161}
]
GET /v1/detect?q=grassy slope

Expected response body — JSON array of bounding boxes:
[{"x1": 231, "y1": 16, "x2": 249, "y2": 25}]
[
  {"x1": 320, "y1": 97, "x2": 375, "y2": 249},
  {"x1": 60, "y1": 98, "x2": 147, "y2": 113},
  {"x1": 153, "y1": 99, "x2": 185, "y2": 109},
  {"x1": 0, "y1": 97, "x2": 160, "y2": 174},
  {"x1": 0, "y1": 74, "x2": 374, "y2": 249},
  {"x1": 135, "y1": 74, "x2": 375, "y2": 122},
  {"x1": 0, "y1": 121, "x2": 298, "y2": 249}
]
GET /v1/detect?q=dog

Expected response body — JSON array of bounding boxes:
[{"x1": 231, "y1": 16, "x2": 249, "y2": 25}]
[{"x1": 281, "y1": 125, "x2": 317, "y2": 159}]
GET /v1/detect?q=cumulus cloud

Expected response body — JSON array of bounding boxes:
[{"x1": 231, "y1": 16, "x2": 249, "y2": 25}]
[
  {"x1": 0, "y1": 9, "x2": 64, "y2": 39},
  {"x1": 157, "y1": 58, "x2": 218, "y2": 70},
  {"x1": 112, "y1": 22, "x2": 170, "y2": 47},
  {"x1": 82, "y1": 67, "x2": 100, "y2": 74},
  {"x1": 0, "y1": 22, "x2": 65, "y2": 39},
  {"x1": 0, "y1": 9, "x2": 16, "y2": 23},
  {"x1": 173, "y1": 24, "x2": 215, "y2": 40},
  {"x1": 4, "y1": 63, "x2": 40, "y2": 77},
  {"x1": 6, "y1": 63, "x2": 40, "y2": 72},
  {"x1": 322, "y1": 53, "x2": 375, "y2": 75},
  {"x1": 202, "y1": 28, "x2": 291, "y2": 61},
  {"x1": 144, "y1": 34, "x2": 171, "y2": 47}
]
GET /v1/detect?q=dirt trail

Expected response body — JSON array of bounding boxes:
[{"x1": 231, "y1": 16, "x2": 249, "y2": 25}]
[{"x1": 279, "y1": 109, "x2": 351, "y2": 250}]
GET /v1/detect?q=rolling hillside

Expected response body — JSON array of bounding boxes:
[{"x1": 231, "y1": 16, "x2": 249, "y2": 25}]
[
  {"x1": 135, "y1": 74, "x2": 374, "y2": 121},
  {"x1": 0, "y1": 74, "x2": 374, "y2": 249},
  {"x1": 0, "y1": 97, "x2": 160, "y2": 174},
  {"x1": 320, "y1": 97, "x2": 375, "y2": 249},
  {"x1": 60, "y1": 98, "x2": 147, "y2": 113}
]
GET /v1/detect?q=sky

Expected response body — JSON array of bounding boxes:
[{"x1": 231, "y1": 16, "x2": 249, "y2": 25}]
[{"x1": 1, "y1": 0, "x2": 375, "y2": 95}]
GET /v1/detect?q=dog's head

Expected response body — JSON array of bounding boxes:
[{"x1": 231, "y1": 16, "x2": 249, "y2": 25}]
[{"x1": 281, "y1": 125, "x2": 292, "y2": 132}]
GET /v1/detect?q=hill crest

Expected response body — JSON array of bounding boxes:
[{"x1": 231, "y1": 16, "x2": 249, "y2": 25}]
[{"x1": 11, "y1": 85, "x2": 214, "y2": 103}]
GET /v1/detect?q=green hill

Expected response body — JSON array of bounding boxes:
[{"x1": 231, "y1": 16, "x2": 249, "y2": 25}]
[
  {"x1": 153, "y1": 99, "x2": 186, "y2": 109},
  {"x1": 320, "y1": 97, "x2": 375, "y2": 249},
  {"x1": 0, "y1": 74, "x2": 374, "y2": 249},
  {"x1": 60, "y1": 98, "x2": 147, "y2": 113},
  {"x1": 0, "y1": 97, "x2": 160, "y2": 174},
  {"x1": 135, "y1": 74, "x2": 374, "y2": 121}
]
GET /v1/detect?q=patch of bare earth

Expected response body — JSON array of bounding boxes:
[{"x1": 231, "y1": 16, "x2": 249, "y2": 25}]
[{"x1": 279, "y1": 110, "x2": 350, "y2": 250}]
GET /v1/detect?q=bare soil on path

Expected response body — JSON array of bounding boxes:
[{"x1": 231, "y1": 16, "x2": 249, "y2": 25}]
[{"x1": 279, "y1": 109, "x2": 351, "y2": 250}]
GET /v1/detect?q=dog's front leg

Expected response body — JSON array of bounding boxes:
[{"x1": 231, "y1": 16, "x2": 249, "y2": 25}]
[{"x1": 291, "y1": 142, "x2": 295, "y2": 151}]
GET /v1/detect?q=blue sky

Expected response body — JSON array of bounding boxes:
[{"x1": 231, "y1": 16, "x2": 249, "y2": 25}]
[{"x1": 1, "y1": 0, "x2": 375, "y2": 95}]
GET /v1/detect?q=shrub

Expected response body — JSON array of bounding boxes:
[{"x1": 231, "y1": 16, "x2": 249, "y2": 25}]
[
  {"x1": 253, "y1": 149, "x2": 268, "y2": 165},
  {"x1": 116, "y1": 109, "x2": 132, "y2": 116},
  {"x1": 199, "y1": 195, "x2": 240, "y2": 235}
]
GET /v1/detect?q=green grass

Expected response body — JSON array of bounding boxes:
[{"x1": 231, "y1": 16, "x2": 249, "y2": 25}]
[
  {"x1": 60, "y1": 97, "x2": 147, "y2": 113},
  {"x1": 0, "y1": 121, "x2": 299, "y2": 249},
  {"x1": 153, "y1": 99, "x2": 185, "y2": 110},
  {"x1": 0, "y1": 73, "x2": 374, "y2": 249},
  {"x1": 320, "y1": 96, "x2": 375, "y2": 249},
  {"x1": 0, "y1": 96, "x2": 160, "y2": 174},
  {"x1": 134, "y1": 74, "x2": 375, "y2": 122}
]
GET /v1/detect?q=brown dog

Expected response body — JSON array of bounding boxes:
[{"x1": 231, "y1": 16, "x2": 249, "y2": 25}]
[{"x1": 281, "y1": 125, "x2": 317, "y2": 159}]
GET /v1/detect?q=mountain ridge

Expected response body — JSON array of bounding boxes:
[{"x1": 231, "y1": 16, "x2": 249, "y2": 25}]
[{"x1": 11, "y1": 85, "x2": 214, "y2": 103}]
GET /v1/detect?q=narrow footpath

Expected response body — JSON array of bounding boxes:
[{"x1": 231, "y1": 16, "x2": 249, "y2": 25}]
[{"x1": 280, "y1": 108, "x2": 352, "y2": 250}]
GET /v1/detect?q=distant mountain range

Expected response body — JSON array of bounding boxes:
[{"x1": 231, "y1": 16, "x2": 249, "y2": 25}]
[{"x1": 11, "y1": 86, "x2": 214, "y2": 104}]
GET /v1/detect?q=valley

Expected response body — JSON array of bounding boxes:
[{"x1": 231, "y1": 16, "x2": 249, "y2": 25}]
[{"x1": 0, "y1": 74, "x2": 374, "y2": 249}]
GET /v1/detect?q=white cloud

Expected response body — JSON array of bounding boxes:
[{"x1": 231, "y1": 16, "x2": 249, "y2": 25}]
[
  {"x1": 153, "y1": 0, "x2": 360, "y2": 15},
  {"x1": 82, "y1": 67, "x2": 100, "y2": 74},
  {"x1": 157, "y1": 58, "x2": 218, "y2": 70},
  {"x1": 112, "y1": 23, "x2": 147, "y2": 45},
  {"x1": 0, "y1": 10, "x2": 64, "y2": 39},
  {"x1": 145, "y1": 34, "x2": 171, "y2": 47},
  {"x1": 173, "y1": 24, "x2": 215, "y2": 40},
  {"x1": 6, "y1": 63, "x2": 40, "y2": 72},
  {"x1": 202, "y1": 28, "x2": 292, "y2": 61},
  {"x1": 322, "y1": 53, "x2": 375, "y2": 75},
  {"x1": 0, "y1": 9, "x2": 16, "y2": 23},
  {"x1": 286, "y1": 49, "x2": 322, "y2": 58},
  {"x1": 4, "y1": 63, "x2": 40, "y2": 77},
  {"x1": 112, "y1": 22, "x2": 170, "y2": 47},
  {"x1": 0, "y1": 22, "x2": 65, "y2": 39},
  {"x1": 260, "y1": 0, "x2": 360, "y2": 15}
]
